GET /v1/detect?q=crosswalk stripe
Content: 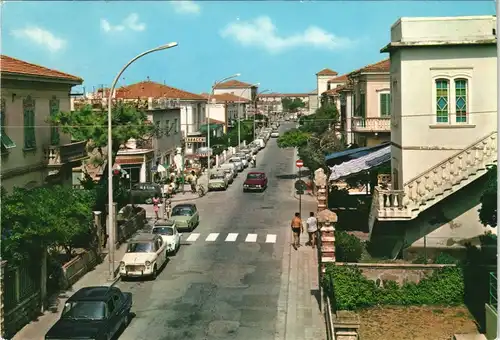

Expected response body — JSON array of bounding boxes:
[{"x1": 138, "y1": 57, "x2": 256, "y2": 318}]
[
  {"x1": 245, "y1": 234, "x2": 258, "y2": 243},
  {"x1": 225, "y1": 233, "x2": 238, "y2": 242},
  {"x1": 206, "y1": 233, "x2": 219, "y2": 242},
  {"x1": 186, "y1": 233, "x2": 200, "y2": 242},
  {"x1": 266, "y1": 234, "x2": 277, "y2": 243}
]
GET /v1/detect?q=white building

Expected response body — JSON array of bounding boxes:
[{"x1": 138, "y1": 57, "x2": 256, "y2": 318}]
[
  {"x1": 257, "y1": 93, "x2": 309, "y2": 115},
  {"x1": 201, "y1": 93, "x2": 249, "y2": 132},
  {"x1": 213, "y1": 80, "x2": 258, "y2": 118},
  {"x1": 316, "y1": 68, "x2": 338, "y2": 106},
  {"x1": 369, "y1": 15, "x2": 497, "y2": 251}
]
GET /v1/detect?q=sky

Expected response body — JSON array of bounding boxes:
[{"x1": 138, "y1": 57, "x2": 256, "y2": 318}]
[{"x1": 1, "y1": 1, "x2": 496, "y2": 95}]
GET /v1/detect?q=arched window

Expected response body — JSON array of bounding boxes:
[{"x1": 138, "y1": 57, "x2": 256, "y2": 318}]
[
  {"x1": 455, "y1": 79, "x2": 468, "y2": 123},
  {"x1": 435, "y1": 79, "x2": 449, "y2": 123}
]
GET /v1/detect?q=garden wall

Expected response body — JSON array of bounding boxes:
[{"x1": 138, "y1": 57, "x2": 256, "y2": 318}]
[
  {"x1": 61, "y1": 249, "x2": 99, "y2": 289},
  {"x1": 335, "y1": 262, "x2": 455, "y2": 285}
]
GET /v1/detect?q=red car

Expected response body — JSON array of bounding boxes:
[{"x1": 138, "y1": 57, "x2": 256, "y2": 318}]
[{"x1": 243, "y1": 172, "x2": 268, "y2": 192}]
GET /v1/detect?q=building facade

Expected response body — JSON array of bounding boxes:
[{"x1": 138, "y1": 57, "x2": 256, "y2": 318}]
[
  {"x1": 0, "y1": 55, "x2": 87, "y2": 192},
  {"x1": 369, "y1": 15, "x2": 497, "y2": 252},
  {"x1": 316, "y1": 68, "x2": 338, "y2": 105},
  {"x1": 201, "y1": 93, "x2": 249, "y2": 132},
  {"x1": 257, "y1": 93, "x2": 309, "y2": 115},
  {"x1": 213, "y1": 80, "x2": 258, "y2": 118}
]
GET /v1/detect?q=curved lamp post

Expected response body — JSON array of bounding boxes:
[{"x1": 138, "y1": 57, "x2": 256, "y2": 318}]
[
  {"x1": 107, "y1": 42, "x2": 178, "y2": 280},
  {"x1": 206, "y1": 73, "x2": 241, "y2": 188},
  {"x1": 239, "y1": 83, "x2": 260, "y2": 148},
  {"x1": 253, "y1": 89, "x2": 271, "y2": 140}
]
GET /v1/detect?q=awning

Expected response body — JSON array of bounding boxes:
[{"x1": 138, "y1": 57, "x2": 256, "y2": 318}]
[
  {"x1": 325, "y1": 142, "x2": 389, "y2": 164},
  {"x1": 199, "y1": 123, "x2": 223, "y2": 133},
  {"x1": 329, "y1": 145, "x2": 391, "y2": 181}
]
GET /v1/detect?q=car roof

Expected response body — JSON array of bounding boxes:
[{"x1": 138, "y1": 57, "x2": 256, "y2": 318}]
[
  {"x1": 173, "y1": 203, "x2": 196, "y2": 208},
  {"x1": 130, "y1": 233, "x2": 158, "y2": 242},
  {"x1": 153, "y1": 219, "x2": 175, "y2": 226},
  {"x1": 248, "y1": 172, "x2": 265, "y2": 175},
  {"x1": 68, "y1": 286, "x2": 120, "y2": 302}
]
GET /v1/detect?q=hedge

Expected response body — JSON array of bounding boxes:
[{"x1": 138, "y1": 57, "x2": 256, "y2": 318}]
[{"x1": 323, "y1": 264, "x2": 464, "y2": 310}]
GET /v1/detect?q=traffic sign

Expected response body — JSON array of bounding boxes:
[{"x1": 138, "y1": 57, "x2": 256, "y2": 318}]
[
  {"x1": 294, "y1": 179, "x2": 307, "y2": 191},
  {"x1": 296, "y1": 189, "x2": 304, "y2": 195},
  {"x1": 296, "y1": 159, "x2": 304, "y2": 168}
]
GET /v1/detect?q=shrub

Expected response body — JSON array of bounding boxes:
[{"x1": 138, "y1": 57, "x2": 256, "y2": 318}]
[
  {"x1": 324, "y1": 264, "x2": 464, "y2": 310},
  {"x1": 335, "y1": 231, "x2": 363, "y2": 262}
]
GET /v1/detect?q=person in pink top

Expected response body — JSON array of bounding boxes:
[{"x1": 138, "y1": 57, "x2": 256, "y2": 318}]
[{"x1": 152, "y1": 193, "x2": 161, "y2": 220}]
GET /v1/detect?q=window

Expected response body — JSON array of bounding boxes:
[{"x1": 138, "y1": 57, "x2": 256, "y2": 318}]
[
  {"x1": 356, "y1": 93, "x2": 365, "y2": 117},
  {"x1": 435, "y1": 79, "x2": 449, "y2": 123},
  {"x1": 380, "y1": 93, "x2": 391, "y2": 116},
  {"x1": 23, "y1": 95, "x2": 36, "y2": 149},
  {"x1": 106, "y1": 299, "x2": 115, "y2": 316},
  {"x1": 455, "y1": 79, "x2": 468, "y2": 123},
  {"x1": 165, "y1": 120, "x2": 170, "y2": 135},
  {"x1": 174, "y1": 118, "x2": 179, "y2": 133},
  {"x1": 49, "y1": 96, "x2": 60, "y2": 145},
  {"x1": 1, "y1": 98, "x2": 16, "y2": 149}
]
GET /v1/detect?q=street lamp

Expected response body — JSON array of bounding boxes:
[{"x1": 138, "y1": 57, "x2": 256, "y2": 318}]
[
  {"x1": 253, "y1": 89, "x2": 271, "y2": 140},
  {"x1": 206, "y1": 73, "x2": 241, "y2": 189},
  {"x1": 106, "y1": 42, "x2": 178, "y2": 281},
  {"x1": 239, "y1": 82, "x2": 260, "y2": 149}
]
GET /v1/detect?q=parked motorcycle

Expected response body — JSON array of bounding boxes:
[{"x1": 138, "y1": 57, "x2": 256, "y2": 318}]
[{"x1": 197, "y1": 184, "x2": 206, "y2": 197}]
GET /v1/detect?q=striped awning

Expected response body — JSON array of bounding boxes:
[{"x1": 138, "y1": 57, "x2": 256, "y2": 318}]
[{"x1": 329, "y1": 145, "x2": 391, "y2": 181}]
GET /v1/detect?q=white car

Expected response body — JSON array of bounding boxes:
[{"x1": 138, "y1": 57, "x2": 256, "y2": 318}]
[
  {"x1": 220, "y1": 163, "x2": 238, "y2": 179},
  {"x1": 229, "y1": 157, "x2": 244, "y2": 171},
  {"x1": 234, "y1": 155, "x2": 248, "y2": 168},
  {"x1": 271, "y1": 131, "x2": 280, "y2": 138},
  {"x1": 120, "y1": 233, "x2": 167, "y2": 280},
  {"x1": 151, "y1": 220, "x2": 182, "y2": 255},
  {"x1": 208, "y1": 170, "x2": 229, "y2": 191}
]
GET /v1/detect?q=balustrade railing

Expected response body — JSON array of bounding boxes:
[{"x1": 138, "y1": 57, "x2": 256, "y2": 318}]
[{"x1": 351, "y1": 117, "x2": 391, "y2": 132}]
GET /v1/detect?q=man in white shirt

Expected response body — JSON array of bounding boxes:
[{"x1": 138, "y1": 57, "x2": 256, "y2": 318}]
[{"x1": 306, "y1": 211, "x2": 318, "y2": 248}]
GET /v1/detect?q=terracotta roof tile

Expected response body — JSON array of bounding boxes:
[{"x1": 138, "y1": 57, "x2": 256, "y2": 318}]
[
  {"x1": 258, "y1": 92, "x2": 309, "y2": 98},
  {"x1": 355, "y1": 59, "x2": 390, "y2": 74},
  {"x1": 206, "y1": 118, "x2": 226, "y2": 125},
  {"x1": 316, "y1": 68, "x2": 338, "y2": 76},
  {"x1": 214, "y1": 80, "x2": 255, "y2": 89},
  {"x1": 327, "y1": 73, "x2": 349, "y2": 84},
  {"x1": 324, "y1": 84, "x2": 350, "y2": 96},
  {"x1": 116, "y1": 81, "x2": 205, "y2": 101},
  {"x1": 201, "y1": 92, "x2": 249, "y2": 103},
  {"x1": 1, "y1": 55, "x2": 83, "y2": 83}
]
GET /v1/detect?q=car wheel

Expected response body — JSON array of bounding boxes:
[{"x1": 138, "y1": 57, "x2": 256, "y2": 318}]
[
  {"x1": 151, "y1": 265, "x2": 157, "y2": 280},
  {"x1": 145, "y1": 198, "x2": 153, "y2": 204}
]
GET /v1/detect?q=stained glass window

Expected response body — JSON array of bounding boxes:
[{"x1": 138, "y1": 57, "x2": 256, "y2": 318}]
[
  {"x1": 49, "y1": 96, "x2": 60, "y2": 145},
  {"x1": 23, "y1": 95, "x2": 36, "y2": 149},
  {"x1": 455, "y1": 79, "x2": 467, "y2": 123},
  {"x1": 436, "y1": 80, "x2": 449, "y2": 123}
]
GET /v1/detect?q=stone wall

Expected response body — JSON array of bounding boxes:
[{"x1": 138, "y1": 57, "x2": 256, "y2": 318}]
[{"x1": 335, "y1": 262, "x2": 456, "y2": 286}]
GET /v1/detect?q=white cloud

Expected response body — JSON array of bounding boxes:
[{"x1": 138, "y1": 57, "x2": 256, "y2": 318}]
[
  {"x1": 11, "y1": 26, "x2": 66, "y2": 53},
  {"x1": 171, "y1": 1, "x2": 201, "y2": 14},
  {"x1": 220, "y1": 16, "x2": 354, "y2": 54},
  {"x1": 101, "y1": 13, "x2": 146, "y2": 33}
]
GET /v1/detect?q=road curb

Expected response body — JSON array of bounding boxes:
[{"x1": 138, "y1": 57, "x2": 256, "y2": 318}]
[{"x1": 274, "y1": 220, "x2": 293, "y2": 340}]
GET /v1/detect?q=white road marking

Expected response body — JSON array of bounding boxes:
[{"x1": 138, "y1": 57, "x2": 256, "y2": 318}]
[
  {"x1": 245, "y1": 234, "x2": 258, "y2": 242},
  {"x1": 186, "y1": 233, "x2": 200, "y2": 242},
  {"x1": 225, "y1": 233, "x2": 238, "y2": 242},
  {"x1": 266, "y1": 234, "x2": 277, "y2": 243},
  {"x1": 206, "y1": 233, "x2": 219, "y2": 242}
]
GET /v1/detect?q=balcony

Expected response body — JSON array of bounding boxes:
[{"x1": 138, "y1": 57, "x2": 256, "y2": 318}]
[
  {"x1": 46, "y1": 141, "x2": 88, "y2": 168},
  {"x1": 351, "y1": 117, "x2": 391, "y2": 133}
]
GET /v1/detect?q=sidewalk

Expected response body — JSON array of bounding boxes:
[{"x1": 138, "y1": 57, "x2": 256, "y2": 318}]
[
  {"x1": 275, "y1": 197, "x2": 326, "y2": 340},
  {"x1": 12, "y1": 247, "x2": 127, "y2": 340}
]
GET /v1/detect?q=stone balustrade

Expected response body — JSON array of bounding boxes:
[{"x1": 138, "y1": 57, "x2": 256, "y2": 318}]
[{"x1": 351, "y1": 117, "x2": 391, "y2": 132}]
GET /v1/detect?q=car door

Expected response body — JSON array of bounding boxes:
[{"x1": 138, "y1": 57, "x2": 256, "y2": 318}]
[
  {"x1": 192, "y1": 205, "x2": 199, "y2": 224},
  {"x1": 112, "y1": 293, "x2": 127, "y2": 334},
  {"x1": 155, "y1": 237, "x2": 166, "y2": 266},
  {"x1": 173, "y1": 226, "x2": 180, "y2": 247},
  {"x1": 106, "y1": 298, "x2": 120, "y2": 337}
]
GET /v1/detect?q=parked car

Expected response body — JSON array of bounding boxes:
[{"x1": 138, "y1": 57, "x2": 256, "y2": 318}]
[
  {"x1": 45, "y1": 286, "x2": 132, "y2": 340},
  {"x1": 208, "y1": 170, "x2": 229, "y2": 191},
  {"x1": 129, "y1": 182, "x2": 162, "y2": 204},
  {"x1": 220, "y1": 162, "x2": 238, "y2": 179},
  {"x1": 229, "y1": 157, "x2": 244, "y2": 171},
  {"x1": 169, "y1": 203, "x2": 200, "y2": 231},
  {"x1": 240, "y1": 149, "x2": 253, "y2": 161},
  {"x1": 253, "y1": 139, "x2": 265, "y2": 149},
  {"x1": 119, "y1": 233, "x2": 168, "y2": 280},
  {"x1": 234, "y1": 153, "x2": 248, "y2": 167},
  {"x1": 152, "y1": 220, "x2": 182, "y2": 255},
  {"x1": 248, "y1": 143, "x2": 260, "y2": 155},
  {"x1": 243, "y1": 172, "x2": 268, "y2": 192},
  {"x1": 271, "y1": 131, "x2": 280, "y2": 138}
]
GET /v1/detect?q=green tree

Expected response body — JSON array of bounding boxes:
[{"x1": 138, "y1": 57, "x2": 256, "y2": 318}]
[
  {"x1": 282, "y1": 97, "x2": 306, "y2": 113},
  {"x1": 49, "y1": 102, "x2": 154, "y2": 209},
  {"x1": 479, "y1": 165, "x2": 497, "y2": 228},
  {"x1": 277, "y1": 129, "x2": 311, "y2": 148},
  {"x1": 1, "y1": 186, "x2": 96, "y2": 263}
]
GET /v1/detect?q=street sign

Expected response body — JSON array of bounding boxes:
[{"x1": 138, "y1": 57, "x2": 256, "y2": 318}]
[
  {"x1": 294, "y1": 179, "x2": 307, "y2": 191},
  {"x1": 296, "y1": 189, "x2": 304, "y2": 195},
  {"x1": 296, "y1": 159, "x2": 304, "y2": 168},
  {"x1": 186, "y1": 137, "x2": 206, "y2": 143}
]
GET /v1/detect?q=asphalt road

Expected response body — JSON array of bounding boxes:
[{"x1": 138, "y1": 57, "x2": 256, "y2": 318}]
[{"x1": 117, "y1": 123, "x2": 302, "y2": 340}]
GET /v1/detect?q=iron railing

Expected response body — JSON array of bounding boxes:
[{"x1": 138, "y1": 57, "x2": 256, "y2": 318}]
[{"x1": 489, "y1": 272, "x2": 497, "y2": 308}]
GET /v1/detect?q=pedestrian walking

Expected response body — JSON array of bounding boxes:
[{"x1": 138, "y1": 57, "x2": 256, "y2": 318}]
[
  {"x1": 164, "y1": 199, "x2": 172, "y2": 219},
  {"x1": 290, "y1": 212, "x2": 303, "y2": 250},
  {"x1": 306, "y1": 211, "x2": 318, "y2": 248},
  {"x1": 152, "y1": 193, "x2": 161, "y2": 220}
]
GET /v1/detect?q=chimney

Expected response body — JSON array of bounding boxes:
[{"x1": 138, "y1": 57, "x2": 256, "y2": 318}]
[{"x1": 147, "y1": 76, "x2": 150, "y2": 82}]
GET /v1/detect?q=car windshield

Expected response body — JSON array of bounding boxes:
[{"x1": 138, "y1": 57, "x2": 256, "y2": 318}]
[
  {"x1": 62, "y1": 301, "x2": 106, "y2": 320},
  {"x1": 247, "y1": 173, "x2": 263, "y2": 179},
  {"x1": 127, "y1": 242, "x2": 153, "y2": 253},
  {"x1": 210, "y1": 173, "x2": 225, "y2": 179},
  {"x1": 152, "y1": 227, "x2": 174, "y2": 235},
  {"x1": 172, "y1": 207, "x2": 193, "y2": 216}
]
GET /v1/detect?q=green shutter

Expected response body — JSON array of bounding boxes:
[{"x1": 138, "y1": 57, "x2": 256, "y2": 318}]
[
  {"x1": 380, "y1": 94, "x2": 391, "y2": 116},
  {"x1": 1, "y1": 98, "x2": 16, "y2": 149},
  {"x1": 23, "y1": 96, "x2": 36, "y2": 149}
]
